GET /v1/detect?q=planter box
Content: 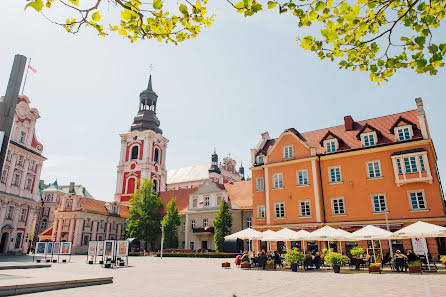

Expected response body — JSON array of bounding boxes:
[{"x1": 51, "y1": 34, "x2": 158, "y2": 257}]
[
  {"x1": 408, "y1": 266, "x2": 422, "y2": 274},
  {"x1": 240, "y1": 263, "x2": 251, "y2": 269},
  {"x1": 36, "y1": 259, "x2": 41, "y2": 263},
  {"x1": 291, "y1": 263, "x2": 298, "y2": 272},
  {"x1": 88, "y1": 261, "x2": 94, "y2": 264},
  {"x1": 265, "y1": 264, "x2": 276, "y2": 270},
  {"x1": 221, "y1": 262, "x2": 231, "y2": 268},
  {"x1": 368, "y1": 266, "x2": 381, "y2": 274},
  {"x1": 333, "y1": 265, "x2": 341, "y2": 273}
]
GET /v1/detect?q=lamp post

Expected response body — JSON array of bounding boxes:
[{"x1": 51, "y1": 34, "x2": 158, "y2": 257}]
[{"x1": 384, "y1": 208, "x2": 394, "y2": 259}]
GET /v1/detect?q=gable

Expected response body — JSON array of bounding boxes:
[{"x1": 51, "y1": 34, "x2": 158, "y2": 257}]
[{"x1": 267, "y1": 132, "x2": 311, "y2": 163}]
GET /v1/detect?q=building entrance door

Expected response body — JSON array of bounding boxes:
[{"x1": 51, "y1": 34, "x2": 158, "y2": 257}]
[
  {"x1": 201, "y1": 241, "x2": 208, "y2": 251},
  {"x1": 0, "y1": 233, "x2": 8, "y2": 254}
]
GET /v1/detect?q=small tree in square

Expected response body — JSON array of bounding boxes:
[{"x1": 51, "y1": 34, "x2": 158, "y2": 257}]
[
  {"x1": 213, "y1": 199, "x2": 232, "y2": 252},
  {"x1": 161, "y1": 198, "x2": 181, "y2": 249},
  {"x1": 126, "y1": 178, "x2": 163, "y2": 252}
]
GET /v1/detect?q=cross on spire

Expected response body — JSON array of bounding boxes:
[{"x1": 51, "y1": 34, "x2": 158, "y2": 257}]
[{"x1": 149, "y1": 64, "x2": 154, "y2": 76}]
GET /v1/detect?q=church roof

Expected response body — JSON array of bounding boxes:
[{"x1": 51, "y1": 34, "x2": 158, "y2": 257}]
[
  {"x1": 41, "y1": 181, "x2": 94, "y2": 198},
  {"x1": 167, "y1": 163, "x2": 211, "y2": 185}
]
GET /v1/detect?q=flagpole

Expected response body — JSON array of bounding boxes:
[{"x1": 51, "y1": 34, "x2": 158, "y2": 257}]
[{"x1": 21, "y1": 58, "x2": 31, "y2": 95}]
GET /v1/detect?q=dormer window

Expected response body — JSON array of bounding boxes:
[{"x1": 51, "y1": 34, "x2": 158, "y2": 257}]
[
  {"x1": 19, "y1": 131, "x2": 26, "y2": 143},
  {"x1": 362, "y1": 132, "x2": 376, "y2": 147},
  {"x1": 283, "y1": 145, "x2": 294, "y2": 159},
  {"x1": 396, "y1": 126, "x2": 412, "y2": 141},
  {"x1": 257, "y1": 155, "x2": 264, "y2": 165},
  {"x1": 192, "y1": 197, "x2": 197, "y2": 207},
  {"x1": 66, "y1": 199, "x2": 72, "y2": 209},
  {"x1": 324, "y1": 140, "x2": 338, "y2": 153}
]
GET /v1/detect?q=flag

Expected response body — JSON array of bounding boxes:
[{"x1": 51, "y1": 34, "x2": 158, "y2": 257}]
[
  {"x1": 199, "y1": 201, "x2": 204, "y2": 205},
  {"x1": 204, "y1": 226, "x2": 211, "y2": 231},
  {"x1": 28, "y1": 65, "x2": 37, "y2": 73}
]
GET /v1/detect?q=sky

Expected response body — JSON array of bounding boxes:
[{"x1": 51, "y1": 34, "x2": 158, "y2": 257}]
[{"x1": 1, "y1": 1, "x2": 445, "y2": 202}]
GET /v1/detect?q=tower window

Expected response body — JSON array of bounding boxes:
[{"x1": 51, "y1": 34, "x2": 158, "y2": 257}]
[
  {"x1": 154, "y1": 148, "x2": 160, "y2": 163},
  {"x1": 153, "y1": 179, "x2": 159, "y2": 192},
  {"x1": 131, "y1": 146, "x2": 139, "y2": 160}
]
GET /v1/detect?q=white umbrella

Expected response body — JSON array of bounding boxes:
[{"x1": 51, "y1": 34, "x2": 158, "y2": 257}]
[
  {"x1": 276, "y1": 228, "x2": 299, "y2": 241},
  {"x1": 392, "y1": 221, "x2": 446, "y2": 270},
  {"x1": 306, "y1": 226, "x2": 348, "y2": 255},
  {"x1": 335, "y1": 229, "x2": 355, "y2": 254},
  {"x1": 348, "y1": 225, "x2": 393, "y2": 263},
  {"x1": 225, "y1": 228, "x2": 262, "y2": 253},
  {"x1": 261, "y1": 230, "x2": 278, "y2": 251},
  {"x1": 292, "y1": 230, "x2": 311, "y2": 252},
  {"x1": 261, "y1": 232, "x2": 288, "y2": 242}
]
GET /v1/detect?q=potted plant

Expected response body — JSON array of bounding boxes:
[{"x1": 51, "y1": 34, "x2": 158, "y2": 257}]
[
  {"x1": 321, "y1": 248, "x2": 333, "y2": 256},
  {"x1": 408, "y1": 261, "x2": 422, "y2": 274},
  {"x1": 350, "y1": 247, "x2": 365, "y2": 259},
  {"x1": 324, "y1": 252, "x2": 350, "y2": 273},
  {"x1": 265, "y1": 259, "x2": 276, "y2": 270},
  {"x1": 440, "y1": 256, "x2": 446, "y2": 267},
  {"x1": 368, "y1": 263, "x2": 381, "y2": 274},
  {"x1": 222, "y1": 261, "x2": 231, "y2": 268},
  {"x1": 240, "y1": 261, "x2": 251, "y2": 269},
  {"x1": 284, "y1": 248, "x2": 304, "y2": 272}
]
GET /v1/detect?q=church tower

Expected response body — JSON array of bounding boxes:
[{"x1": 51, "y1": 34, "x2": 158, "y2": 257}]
[{"x1": 115, "y1": 76, "x2": 168, "y2": 203}]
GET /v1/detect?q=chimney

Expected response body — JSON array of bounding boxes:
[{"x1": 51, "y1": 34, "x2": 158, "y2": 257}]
[
  {"x1": 39, "y1": 180, "x2": 44, "y2": 189},
  {"x1": 344, "y1": 115, "x2": 354, "y2": 131},
  {"x1": 415, "y1": 97, "x2": 425, "y2": 116},
  {"x1": 69, "y1": 182, "x2": 75, "y2": 193}
]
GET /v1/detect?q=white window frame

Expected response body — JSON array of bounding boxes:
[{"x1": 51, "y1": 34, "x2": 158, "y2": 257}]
[
  {"x1": 257, "y1": 205, "x2": 265, "y2": 219},
  {"x1": 204, "y1": 196, "x2": 210, "y2": 206},
  {"x1": 6, "y1": 206, "x2": 14, "y2": 220},
  {"x1": 297, "y1": 170, "x2": 309, "y2": 186},
  {"x1": 203, "y1": 218, "x2": 208, "y2": 227},
  {"x1": 366, "y1": 160, "x2": 382, "y2": 179},
  {"x1": 12, "y1": 173, "x2": 20, "y2": 186},
  {"x1": 216, "y1": 196, "x2": 222, "y2": 206},
  {"x1": 256, "y1": 177, "x2": 264, "y2": 191},
  {"x1": 274, "y1": 202, "x2": 285, "y2": 219},
  {"x1": 371, "y1": 193, "x2": 387, "y2": 213},
  {"x1": 272, "y1": 173, "x2": 284, "y2": 189},
  {"x1": 29, "y1": 160, "x2": 35, "y2": 171},
  {"x1": 395, "y1": 125, "x2": 413, "y2": 141},
  {"x1": 299, "y1": 200, "x2": 311, "y2": 217},
  {"x1": 361, "y1": 132, "x2": 377, "y2": 147},
  {"x1": 283, "y1": 145, "x2": 294, "y2": 159},
  {"x1": 331, "y1": 197, "x2": 346, "y2": 216},
  {"x1": 191, "y1": 219, "x2": 196, "y2": 229},
  {"x1": 408, "y1": 190, "x2": 427, "y2": 211},
  {"x1": 19, "y1": 131, "x2": 26, "y2": 143},
  {"x1": 246, "y1": 217, "x2": 252, "y2": 228},
  {"x1": 324, "y1": 139, "x2": 338, "y2": 153},
  {"x1": 25, "y1": 177, "x2": 33, "y2": 190},
  {"x1": 19, "y1": 208, "x2": 26, "y2": 222},
  {"x1": 16, "y1": 155, "x2": 23, "y2": 166},
  {"x1": 192, "y1": 197, "x2": 197, "y2": 208},
  {"x1": 328, "y1": 166, "x2": 342, "y2": 183},
  {"x1": 257, "y1": 155, "x2": 264, "y2": 165}
]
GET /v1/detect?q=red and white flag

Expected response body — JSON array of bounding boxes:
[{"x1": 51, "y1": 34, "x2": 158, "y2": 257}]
[
  {"x1": 199, "y1": 201, "x2": 204, "y2": 205},
  {"x1": 204, "y1": 226, "x2": 211, "y2": 231},
  {"x1": 28, "y1": 65, "x2": 37, "y2": 73}
]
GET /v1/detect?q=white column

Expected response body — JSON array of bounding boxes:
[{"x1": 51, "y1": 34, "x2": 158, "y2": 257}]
[
  {"x1": 147, "y1": 139, "x2": 153, "y2": 163},
  {"x1": 185, "y1": 213, "x2": 189, "y2": 249},
  {"x1": 119, "y1": 138, "x2": 127, "y2": 165},
  {"x1": 73, "y1": 218, "x2": 84, "y2": 247},
  {"x1": 51, "y1": 218, "x2": 58, "y2": 241},
  {"x1": 68, "y1": 218, "x2": 75, "y2": 242},
  {"x1": 56, "y1": 218, "x2": 63, "y2": 241},
  {"x1": 0, "y1": 204, "x2": 7, "y2": 226},
  {"x1": 117, "y1": 223, "x2": 122, "y2": 239},
  {"x1": 5, "y1": 153, "x2": 18, "y2": 193},
  {"x1": 264, "y1": 167, "x2": 271, "y2": 225},
  {"x1": 161, "y1": 144, "x2": 167, "y2": 168},
  {"x1": 311, "y1": 159, "x2": 322, "y2": 222},
  {"x1": 31, "y1": 164, "x2": 43, "y2": 197},
  {"x1": 92, "y1": 220, "x2": 98, "y2": 240},
  {"x1": 143, "y1": 135, "x2": 150, "y2": 163}
]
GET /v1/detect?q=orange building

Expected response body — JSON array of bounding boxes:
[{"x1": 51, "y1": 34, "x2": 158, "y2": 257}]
[{"x1": 250, "y1": 98, "x2": 446, "y2": 259}]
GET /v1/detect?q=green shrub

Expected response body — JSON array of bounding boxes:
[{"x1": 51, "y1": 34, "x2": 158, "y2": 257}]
[
  {"x1": 284, "y1": 248, "x2": 304, "y2": 265},
  {"x1": 324, "y1": 252, "x2": 350, "y2": 266},
  {"x1": 266, "y1": 259, "x2": 274, "y2": 265},
  {"x1": 408, "y1": 260, "x2": 421, "y2": 267},
  {"x1": 350, "y1": 247, "x2": 365, "y2": 258},
  {"x1": 154, "y1": 252, "x2": 239, "y2": 258},
  {"x1": 321, "y1": 248, "x2": 333, "y2": 256}
]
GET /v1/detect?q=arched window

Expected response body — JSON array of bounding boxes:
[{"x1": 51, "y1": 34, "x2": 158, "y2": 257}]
[
  {"x1": 41, "y1": 219, "x2": 47, "y2": 229},
  {"x1": 154, "y1": 148, "x2": 160, "y2": 163},
  {"x1": 131, "y1": 146, "x2": 139, "y2": 160},
  {"x1": 126, "y1": 177, "x2": 136, "y2": 194},
  {"x1": 153, "y1": 179, "x2": 159, "y2": 192}
]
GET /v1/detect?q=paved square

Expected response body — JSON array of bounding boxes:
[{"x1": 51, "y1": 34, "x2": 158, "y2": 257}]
[{"x1": 2, "y1": 256, "x2": 445, "y2": 297}]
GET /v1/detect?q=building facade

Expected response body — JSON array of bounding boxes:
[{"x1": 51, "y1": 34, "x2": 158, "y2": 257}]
[
  {"x1": 251, "y1": 98, "x2": 446, "y2": 258},
  {"x1": 115, "y1": 76, "x2": 169, "y2": 204},
  {"x1": 160, "y1": 179, "x2": 253, "y2": 252},
  {"x1": 0, "y1": 95, "x2": 45, "y2": 254},
  {"x1": 40, "y1": 194, "x2": 129, "y2": 254}
]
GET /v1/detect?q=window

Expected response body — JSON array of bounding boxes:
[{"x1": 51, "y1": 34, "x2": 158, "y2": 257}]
[
  {"x1": 29, "y1": 160, "x2": 35, "y2": 171},
  {"x1": 257, "y1": 205, "x2": 265, "y2": 219},
  {"x1": 100, "y1": 220, "x2": 104, "y2": 229},
  {"x1": 191, "y1": 220, "x2": 196, "y2": 229},
  {"x1": 216, "y1": 196, "x2": 222, "y2": 206},
  {"x1": 190, "y1": 242, "x2": 195, "y2": 251},
  {"x1": 256, "y1": 177, "x2": 264, "y2": 191},
  {"x1": 41, "y1": 219, "x2": 48, "y2": 229},
  {"x1": 396, "y1": 127, "x2": 411, "y2": 141},
  {"x1": 275, "y1": 203, "x2": 285, "y2": 218},
  {"x1": 329, "y1": 167, "x2": 342, "y2": 183},
  {"x1": 246, "y1": 217, "x2": 252, "y2": 228},
  {"x1": 25, "y1": 178, "x2": 32, "y2": 190},
  {"x1": 396, "y1": 159, "x2": 403, "y2": 174},
  {"x1": 192, "y1": 198, "x2": 197, "y2": 207},
  {"x1": 204, "y1": 196, "x2": 210, "y2": 206},
  {"x1": 332, "y1": 198, "x2": 345, "y2": 215},
  {"x1": 203, "y1": 218, "x2": 208, "y2": 227},
  {"x1": 372, "y1": 194, "x2": 387, "y2": 212},
  {"x1": 6, "y1": 150, "x2": 10, "y2": 161},
  {"x1": 44, "y1": 208, "x2": 49, "y2": 216},
  {"x1": 419, "y1": 155, "x2": 426, "y2": 172},
  {"x1": 19, "y1": 131, "x2": 26, "y2": 143},
  {"x1": 299, "y1": 201, "x2": 311, "y2": 217},
  {"x1": 153, "y1": 180, "x2": 159, "y2": 192},
  {"x1": 45, "y1": 194, "x2": 53, "y2": 202},
  {"x1": 258, "y1": 155, "x2": 264, "y2": 164},
  {"x1": 14, "y1": 233, "x2": 22, "y2": 249},
  {"x1": 66, "y1": 199, "x2": 72, "y2": 209},
  {"x1": 182, "y1": 222, "x2": 186, "y2": 232},
  {"x1": 85, "y1": 218, "x2": 91, "y2": 227},
  {"x1": 83, "y1": 235, "x2": 90, "y2": 246},
  {"x1": 367, "y1": 161, "x2": 382, "y2": 178},
  {"x1": 6, "y1": 206, "x2": 14, "y2": 219},
  {"x1": 1, "y1": 170, "x2": 7, "y2": 184},
  {"x1": 409, "y1": 191, "x2": 427, "y2": 210},
  {"x1": 12, "y1": 173, "x2": 20, "y2": 186},
  {"x1": 283, "y1": 145, "x2": 294, "y2": 159},
  {"x1": 363, "y1": 133, "x2": 376, "y2": 147},
  {"x1": 112, "y1": 222, "x2": 116, "y2": 230},
  {"x1": 273, "y1": 173, "x2": 283, "y2": 189},
  {"x1": 130, "y1": 145, "x2": 139, "y2": 160},
  {"x1": 16, "y1": 155, "x2": 23, "y2": 166},
  {"x1": 404, "y1": 156, "x2": 418, "y2": 173},
  {"x1": 325, "y1": 140, "x2": 337, "y2": 153},
  {"x1": 154, "y1": 148, "x2": 160, "y2": 163},
  {"x1": 297, "y1": 170, "x2": 309, "y2": 186},
  {"x1": 19, "y1": 208, "x2": 26, "y2": 222}
]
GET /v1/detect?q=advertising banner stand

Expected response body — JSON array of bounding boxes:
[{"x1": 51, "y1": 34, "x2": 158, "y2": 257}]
[
  {"x1": 102, "y1": 240, "x2": 116, "y2": 268},
  {"x1": 116, "y1": 240, "x2": 129, "y2": 267},
  {"x1": 60, "y1": 242, "x2": 72, "y2": 262},
  {"x1": 87, "y1": 241, "x2": 98, "y2": 264},
  {"x1": 34, "y1": 242, "x2": 47, "y2": 262}
]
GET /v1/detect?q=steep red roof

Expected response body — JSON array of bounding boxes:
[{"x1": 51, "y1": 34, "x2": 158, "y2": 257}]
[
  {"x1": 159, "y1": 188, "x2": 197, "y2": 214},
  {"x1": 224, "y1": 180, "x2": 253, "y2": 209},
  {"x1": 80, "y1": 197, "x2": 129, "y2": 218}
]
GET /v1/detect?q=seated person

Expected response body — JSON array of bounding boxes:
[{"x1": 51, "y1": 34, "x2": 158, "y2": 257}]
[
  {"x1": 273, "y1": 251, "x2": 281, "y2": 267},
  {"x1": 313, "y1": 252, "x2": 321, "y2": 269},
  {"x1": 258, "y1": 251, "x2": 268, "y2": 269},
  {"x1": 240, "y1": 250, "x2": 249, "y2": 263},
  {"x1": 304, "y1": 251, "x2": 314, "y2": 270},
  {"x1": 394, "y1": 250, "x2": 407, "y2": 272},
  {"x1": 406, "y1": 249, "x2": 418, "y2": 262}
]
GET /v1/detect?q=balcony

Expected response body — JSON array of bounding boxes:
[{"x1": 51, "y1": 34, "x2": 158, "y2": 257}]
[{"x1": 192, "y1": 227, "x2": 214, "y2": 234}]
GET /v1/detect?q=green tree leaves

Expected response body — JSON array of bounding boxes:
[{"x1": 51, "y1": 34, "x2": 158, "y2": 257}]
[
  {"x1": 25, "y1": 0, "x2": 44, "y2": 12},
  {"x1": 213, "y1": 200, "x2": 232, "y2": 252},
  {"x1": 161, "y1": 198, "x2": 182, "y2": 249}
]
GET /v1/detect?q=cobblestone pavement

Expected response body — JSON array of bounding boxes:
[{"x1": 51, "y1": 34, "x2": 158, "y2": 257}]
[{"x1": 1, "y1": 255, "x2": 445, "y2": 297}]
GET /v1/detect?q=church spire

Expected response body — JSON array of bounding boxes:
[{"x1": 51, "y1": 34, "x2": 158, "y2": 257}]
[
  {"x1": 239, "y1": 162, "x2": 245, "y2": 181},
  {"x1": 131, "y1": 75, "x2": 162, "y2": 134},
  {"x1": 208, "y1": 149, "x2": 221, "y2": 174}
]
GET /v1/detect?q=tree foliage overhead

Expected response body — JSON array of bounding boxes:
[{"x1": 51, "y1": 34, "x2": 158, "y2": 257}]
[
  {"x1": 25, "y1": 0, "x2": 446, "y2": 82},
  {"x1": 213, "y1": 199, "x2": 232, "y2": 252},
  {"x1": 126, "y1": 178, "x2": 163, "y2": 251},
  {"x1": 161, "y1": 198, "x2": 182, "y2": 249}
]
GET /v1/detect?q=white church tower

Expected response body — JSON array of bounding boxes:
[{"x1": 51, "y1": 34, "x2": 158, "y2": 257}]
[{"x1": 114, "y1": 76, "x2": 168, "y2": 203}]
